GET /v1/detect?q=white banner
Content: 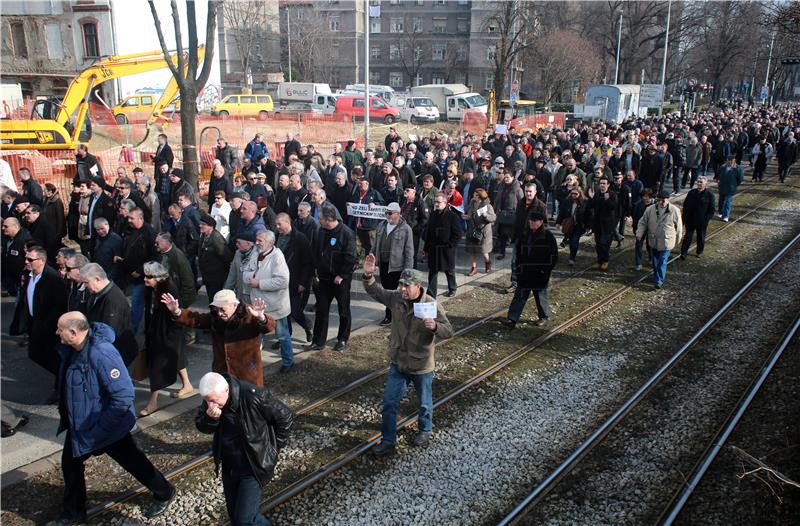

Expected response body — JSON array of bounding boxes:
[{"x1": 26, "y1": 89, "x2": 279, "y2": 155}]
[{"x1": 347, "y1": 202, "x2": 388, "y2": 219}]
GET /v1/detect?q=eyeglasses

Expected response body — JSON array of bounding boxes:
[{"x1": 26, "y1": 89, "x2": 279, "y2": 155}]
[
  {"x1": 25, "y1": 257, "x2": 40, "y2": 262},
  {"x1": 215, "y1": 196, "x2": 224, "y2": 200},
  {"x1": 65, "y1": 265, "x2": 78, "y2": 272},
  {"x1": 144, "y1": 274, "x2": 156, "y2": 279},
  {"x1": 384, "y1": 211, "x2": 398, "y2": 216}
]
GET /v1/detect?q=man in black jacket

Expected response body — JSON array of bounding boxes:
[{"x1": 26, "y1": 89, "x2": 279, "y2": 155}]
[
  {"x1": 586, "y1": 177, "x2": 618, "y2": 271},
  {"x1": 275, "y1": 213, "x2": 314, "y2": 343},
  {"x1": 208, "y1": 164, "x2": 234, "y2": 207},
  {"x1": 151, "y1": 133, "x2": 174, "y2": 175},
  {"x1": 310, "y1": 204, "x2": 357, "y2": 352},
  {"x1": 423, "y1": 192, "x2": 462, "y2": 298},
  {"x1": 80, "y1": 263, "x2": 137, "y2": 365},
  {"x1": 18, "y1": 167, "x2": 43, "y2": 206},
  {"x1": 22, "y1": 205, "x2": 60, "y2": 264},
  {"x1": 119, "y1": 208, "x2": 157, "y2": 331},
  {"x1": 680, "y1": 176, "x2": 716, "y2": 259},
  {"x1": 508, "y1": 183, "x2": 547, "y2": 293},
  {"x1": 1, "y1": 217, "x2": 31, "y2": 296},
  {"x1": 198, "y1": 214, "x2": 231, "y2": 303},
  {"x1": 75, "y1": 144, "x2": 104, "y2": 183},
  {"x1": 399, "y1": 185, "x2": 429, "y2": 269},
  {"x1": 216, "y1": 138, "x2": 237, "y2": 177},
  {"x1": 114, "y1": 178, "x2": 151, "y2": 224},
  {"x1": 87, "y1": 177, "x2": 116, "y2": 240},
  {"x1": 639, "y1": 144, "x2": 664, "y2": 191},
  {"x1": 195, "y1": 372, "x2": 292, "y2": 526}
]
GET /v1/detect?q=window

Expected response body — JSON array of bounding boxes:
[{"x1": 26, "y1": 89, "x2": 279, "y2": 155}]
[
  {"x1": 372, "y1": 99, "x2": 386, "y2": 109},
  {"x1": 485, "y1": 73, "x2": 494, "y2": 90},
  {"x1": 370, "y1": 19, "x2": 381, "y2": 33},
  {"x1": 432, "y1": 73, "x2": 444, "y2": 84},
  {"x1": 82, "y1": 21, "x2": 99, "y2": 58},
  {"x1": 241, "y1": 96, "x2": 256, "y2": 104},
  {"x1": 225, "y1": 96, "x2": 238, "y2": 104},
  {"x1": 330, "y1": 70, "x2": 341, "y2": 86},
  {"x1": 371, "y1": 46, "x2": 381, "y2": 59},
  {"x1": 457, "y1": 18, "x2": 468, "y2": 33},
  {"x1": 456, "y1": 47, "x2": 466, "y2": 61},
  {"x1": 353, "y1": 99, "x2": 365, "y2": 108},
  {"x1": 370, "y1": 0, "x2": 381, "y2": 4},
  {"x1": 389, "y1": 0, "x2": 400, "y2": 4},
  {"x1": 412, "y1": 18, "x2": 423, "y2": 32},
  {"x1": 370, "y1": 71, "x2": 381, "y2": 84},
  {"x1": 389, "y1": 45, "x2": 400, "y2": 60},
  {"x1": 11, "y1": 22, "x2": 28, "y2": 58},
  {"x1": 487, "y1": 24, "x2": 497, "y2": 34},
  {"x1": 124, "y1": 97, "x2": 139, "y2": 107},
  {"x1": 257, "y1": 96, "x2": 271, "y2": 103},
  {"x1": 329, "y1": 16, "x2": 341, "y2": 31},
  {"x1": 141, "y1": 96, "x2": 153, "y2": 105},
  {"x1": 433, "y1": 19, "x2": 446, "y2": 33},
  {"x1": 458, "y1": 0, "x2": 468, "y2": 4},
  {"x1": 432, "y1": 44, "x2": 446, "y2": 61},
  {"x1": 487, "y1": 45, "x2": 496, "y2": 61},
  {"x1": 390, "y1": 17, "x2": 403, "y2": 33},
  {"x1": 436, "y1": 0, "x2": 447, "y2": 5},
  {"x1": 414, "y1": 73, "x2": 423, "y2": 86},
  {"x1": 46, "y1": 22, "x2": 64, "y2": 59},
  {"x1": 332, "y1": 40, "x2": 340, "y2": 53},
  {"x1": 415, "y1": 0, "x2": 424, "y2": 4},
  {"x1": 390, "y1": 72, "x2": 403, "y2": 88},
  {"x1": 414, "y1": 46, "x2": 422, "y2": 61}
]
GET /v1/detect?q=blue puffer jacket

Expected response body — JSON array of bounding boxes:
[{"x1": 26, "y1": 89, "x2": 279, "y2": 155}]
[{"x1": 57, "y1": 322, "x2": 136, "y2": 457}]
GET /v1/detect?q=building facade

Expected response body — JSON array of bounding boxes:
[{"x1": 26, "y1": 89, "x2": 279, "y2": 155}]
[{"x1": 1, "y1": 0, "x2": 118, "y2": 104}]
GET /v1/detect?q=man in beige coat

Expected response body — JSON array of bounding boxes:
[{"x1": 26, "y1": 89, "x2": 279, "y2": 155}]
[
  {"x1": 362, "y1": 255, "x2": 453, "y2": 454},
  {"x1": 636, "y1": 189, "x2": 683, "y2": 289}
]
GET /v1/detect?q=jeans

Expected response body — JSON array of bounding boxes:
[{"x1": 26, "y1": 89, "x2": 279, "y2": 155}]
[
  {"x1": 681, "y1": 167, "x2": 698, "y2": 188},
  {"x1": 568, "y1": 228, "x2": 584, "y2": 261},
  {"x1": 222, "y1": 468, "x2": 272, "y2": 526},
  {"x1": 719, "y1": 194, "x2": 733, "y2": 219},
  {"x1": 548, "y1": 192, "x2": 559, "y2": 218},
  {"x1": 312, "y1": 278, "x2": 352, "y2": 345},
  {"x1": 380, "y1": 364, "x2": 433, "y2": 446},
  {"x1": 61, "y1": 432, "x2": 173, "y2": 521},
  {"x1": 651, "y1": 249, "x2": 670, "y2": 286},
  {"x1": 426, "y1": 268, "x2": 456, "y2": 298},
  {"x1": 595, "y1": 231, "x2": 613, "y2": 263},
  {"x1": 507, "y1": 285, "x2": 550, "y2": 322},
  {"x1": 273, "y1": 316, "x2": 293, "y2": 366},
  {"x1": 130, "y1": 283, "x2": 145, "y2": 332},
  {"x1": 635, "y1": 238, "x2": 645, "y2": 267},
  {"x1": 681, "y1": 222, "x2": 708, "y2": 255}
]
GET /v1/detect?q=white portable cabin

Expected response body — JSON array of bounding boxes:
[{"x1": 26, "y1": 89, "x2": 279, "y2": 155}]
[{"x1": 584, "y1": 84, "x2": 647, "y2": 122}]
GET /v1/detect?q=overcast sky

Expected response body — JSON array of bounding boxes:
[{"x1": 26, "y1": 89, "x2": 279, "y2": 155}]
[{"x1": 113, "y1": 0, "x2": 221, "y2": 98}]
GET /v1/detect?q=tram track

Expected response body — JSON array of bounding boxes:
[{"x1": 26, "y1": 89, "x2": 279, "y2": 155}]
[{"x1": 496, "y1": 231, "x2": 800, "y2": 526}]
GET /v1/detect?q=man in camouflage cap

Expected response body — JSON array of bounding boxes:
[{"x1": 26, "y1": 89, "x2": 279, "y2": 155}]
[{"x1": 362, "y1": 254, "x2": 453, "y2": 455}]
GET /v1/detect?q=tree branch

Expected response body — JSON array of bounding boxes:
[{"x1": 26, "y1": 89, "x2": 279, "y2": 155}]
[
  {"x1": 148, "y1": 0, "x2": 181, "y2": 79},
  {"x1": 171, "y1": 0, "x2": 185, "y2": 79},
  {"x1": 197, "y1": 0, "x2": 219, "y2": 88}
]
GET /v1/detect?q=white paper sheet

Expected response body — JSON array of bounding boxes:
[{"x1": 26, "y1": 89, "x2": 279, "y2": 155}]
[{"x1": 413, "y1": 301, "x2": 437, "y2": 319}]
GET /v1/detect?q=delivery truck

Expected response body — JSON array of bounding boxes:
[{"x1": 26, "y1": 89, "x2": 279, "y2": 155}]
[
  {"x1": 409, "y1": 84, "x2": 488, "y2": 121},
  {"x1": 276, "y1": 82, "x2": 337, "y2": 112}
]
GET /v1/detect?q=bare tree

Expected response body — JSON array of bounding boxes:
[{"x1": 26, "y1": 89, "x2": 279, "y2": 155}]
[
  {"x1": 222, "y1": 1, "x2": 279, "y2": 90},
  {"x1": 443, "y1": 42, "x2": 468, "y2": 84},
  {"x1": 482, "y1": 0, "x2": 536, "y2": 99},
  {"x1": 149, "y1": 0, "x2": 220, "y2": 188},
  {"x1": 524, "y1": 31, "x2": 601, "y2": 104},
  {"x1": 286, "y1": 12, "x2": 331, "y2": 82},
  {"x1": 396, "y1": 16, "x2": 426, "y2": 87}
]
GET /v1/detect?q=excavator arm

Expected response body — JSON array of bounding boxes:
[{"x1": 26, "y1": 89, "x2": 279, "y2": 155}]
[
  {"x1": 0, "y1": 46, "x2": 205, "y2": 150},
  {"x1": 147, "y1": 46, "x2": 206, "y2": 129}
]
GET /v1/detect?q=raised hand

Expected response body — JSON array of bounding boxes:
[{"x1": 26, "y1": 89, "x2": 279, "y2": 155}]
[
  {"x1": 363, "y1": 253, "x2": 377, "y2": 277},
  {"x1": 161, "y1": 293, "x2": 180, "y2": 314},
  {"x1": 247, "y1": 297, "x2": 266, "y2": 320}
]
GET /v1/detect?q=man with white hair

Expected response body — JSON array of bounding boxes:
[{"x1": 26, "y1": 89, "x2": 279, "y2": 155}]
[
  {"x1": 249, "y1": 230, "x2": 294, "y2": 372},
  {"x1": 80, "y1": 263, "x2": 137, "y2": 365},
  {"x1": 196, "y1": 371, "x2": 292, "y2": 526}
]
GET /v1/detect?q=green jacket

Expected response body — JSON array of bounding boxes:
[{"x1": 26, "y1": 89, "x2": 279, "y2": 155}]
[
  {"x1": 363, "y1": 276, "x2": 453, "y2": 374},
  {"x1": 161, "y1": 246, "x2": 197, "y2": 308}
]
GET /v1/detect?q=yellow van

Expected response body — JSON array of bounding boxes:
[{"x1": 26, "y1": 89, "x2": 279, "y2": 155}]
[
  {"x1": 112, "y1": 94, "x2": 180, "y2": 124},
  {"x1": 211, "y1": 94, "x2": 274, "y2": 119}
]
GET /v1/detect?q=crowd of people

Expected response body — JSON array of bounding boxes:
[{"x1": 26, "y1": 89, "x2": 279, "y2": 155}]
[{"x1": 1, "y1": 103, "x2": 798, "y2": 525}]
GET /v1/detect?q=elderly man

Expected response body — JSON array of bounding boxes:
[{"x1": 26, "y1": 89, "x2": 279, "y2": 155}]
[
  {"x1": 168, "y1": 170, "x2": 196, "y2": 206},
  {"x1": 249, "y1": 230, "x2": 293, "y2": 372},
  {"x1": 163, "y1": 290, "x2": 275, "y2": 386},
  {"x1": 294, "y1": 202, "x2": 319, "y2": 247},
  {"x1": 636, "y1": 189, "x2": 683, "y2": 289},
  {"x1": 91, "y1": 217, "x2": 123, "y2": 283},
  {"x1": 65, "y1": 253, "x2": 91, "y2": 312},
  {"x1": 208, "y1": 163, "x2": 233, "y2": 207},
  {"x1": 119, "y1": 208, "x2": 157, "y2": 329},
  {"x1": 156, "y1": 232, "x2": 197, "y2": 344},
  {"x1": 9, "y1": 245, "x2": 68, "y2": 404},
  {"x1": 680, "y1": 176, "x2": 716, "y2": 259},
  {"x1": 287, "y1": 174, "x2": 310, "y2": 219},
  {"x1": 423, "y1": 192, "x2": 462, "y2": 298},
  {"x1": 87, "y1": 177, "x2": 116, "y2": 240},
  {"x1": 195, "y1": 372, "x2": 292, "y2": 526},
  {"x1": 371, "y1": 202, "x2": 414, "y2": 325},
  {"x1": 1, "y1": 217, "x2": 31, "y2": 296},
  {"x1": 275, "y1": 213, "x2": 313, "y2": 343},
  {"x1": 362, "y1": 259, "x2": 453, "y2": 454},
  {"x1": 79, "y1": 263, "x2": 137, "y2": 365},
  {"x1": 47, "y1": 312, "x2": 175, "y2": 525},
  {"x1": 224, "y1": 231, "x2": 260, "y2": 304},
  {"x1": 198, "y1": 214, "x2": 231, "y2": 303},
  {"x1": 114, "y1": 177, "x2": 151, "y2": 224},
  {"x1": 236, "y1": 200, "x2": 267, "y2": 241}
]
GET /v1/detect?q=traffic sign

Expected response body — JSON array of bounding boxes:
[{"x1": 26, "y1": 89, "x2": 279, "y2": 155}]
[
  {"x1": 509, "y1": 92, "x2": 517, "y2": 108},
  {"x1": 687, "y1": 77, "x2": 697, "y2": 87},
  {"x1": 760, "y1": 86, "x2": 769, "y2": 101},
  {"x1": 639, "y1": 84, "x2": 664, "y2": 108},
  {"x1": 511, "y1": 78, "x2": 520, "y2": 94}
]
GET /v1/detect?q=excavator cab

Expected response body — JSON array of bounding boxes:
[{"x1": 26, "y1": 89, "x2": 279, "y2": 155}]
[{"x1": 31, "y1": 99, "x2": 92, "y2": 142}]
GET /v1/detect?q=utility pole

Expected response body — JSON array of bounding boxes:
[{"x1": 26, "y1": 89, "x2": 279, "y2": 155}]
[
  {"x1": 614, "y1": 10, "x2": 623, "y2": 85},
  {"x1": 764, "y1": 31, "x2": 775, "y2": 101},
  {"x1": 364, "y1": 0, "x2": 370, "y2": 148},
  {"x1": 286, "y1": 7, "x2": 292, "y2": 82},
  {"x1": 658, "y1": 0, "x2": 671, "y2": 116}
]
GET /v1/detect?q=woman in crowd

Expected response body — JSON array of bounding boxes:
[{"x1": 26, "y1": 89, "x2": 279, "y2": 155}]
[{"x1": 463, "y1": 187, "x2": 496, "y2": 276}]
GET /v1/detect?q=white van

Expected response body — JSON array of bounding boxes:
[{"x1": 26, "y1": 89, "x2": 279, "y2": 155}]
[
  {"x1": 344, "y1": 84, "x2": 397, "y2": 105},
  {"x1": 396, "y1": 96, "x2": 440, "y2": 123}
]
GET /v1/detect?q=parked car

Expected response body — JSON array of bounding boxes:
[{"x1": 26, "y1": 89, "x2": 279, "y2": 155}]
[
  {"x1": 396, "y1": 96, "x2": 440, "y2": 124},
  {"x1": 112, "y1": 94, "x2": 180, "y2": 124},
  {"x1": 211, "y1": 94, "x2": 275, "y2": 119},
  {"x1": 334, "y1": 95, "x2": 399, "y2": 124}
]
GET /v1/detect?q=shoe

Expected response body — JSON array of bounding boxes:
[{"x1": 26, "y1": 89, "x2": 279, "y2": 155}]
[
  {"x1": 716, "y1": 213, "x2": 723, "y2": 218},
  {"x1": 170, "y1": 387, "x2": 194, "y2": 399},
  {"x1": 412, "y1": 431, "x2": 431, "y2": 447},
  {"x1": 591, "y1": 262, "x2": 602, "y2": 270},
  {"x1": 634, "y1": 265, "x2": 642, "y2": 271},
  {"x1": 599, "y1": 262, "x2": 609, "y2": 271},
  {"x1": 443, "y1": 290, "x2": 456, "y2": 297},
  {"x1": 559, "y1": 241, "x2": 567, "y2": 248},
  {"x1": 484, "y1": 262, "x2": 492, "y2": 273},
  {"x1": 379, "y1": 317, "x2": 391, "y2": 326},
  {"x1": 372, "y1": 441, "x2": 396, "y2": 456},
  {"x1": 279, "y1": 363, "x2": 294, "y2": 374},
  {"x1": 722, "y1": 217, "x2": 729, "y2": 222},
  {"x1": 334, "y1": 340, "x2": 346, "y2": 352},
  {"x1": 496, "y1": 254, "x2": 505, "y2": 260},
  {"x1": 141, "y1": 485, "x2": 177, "y2": 519},
  {"x1": 1, "y1": 416, "x2": 26, "y2": 438},
  {"x1": 45, "y1": 390, "x2": 60, "y2": 405},
  {"x1": 308, "y1": 343, "x2": 325, "y2": 351},
  {"x1": 505, "y1": 284, "x2": 517, "y2": 294},
  {"x1": 679, "y1": 254, "x2": 687, "y2": 260},
  {"x1": 503, "y1": 319, "x2": 517, "y2": 329},
  {"x1": 655, "y1": 282, "x2": 663, "y2": 289},
  {"x1": 305, "y1": 329, "x2": 314, "y2": 342},
  {"x1": 695, "y1": 252, "x2": 702, "y2": 258},
  {"x1": 467, "y1": 266, "x2": 478, "y2": 276},
  {"x1": 568, "y1": 259, "x2": 576, "y2": 266},
  {"x1": 138, "y1": 406, "x2": 158, "y2": 418},
  {"x1": 535, "y1": 318, "x2": 548, "y2": 327}
]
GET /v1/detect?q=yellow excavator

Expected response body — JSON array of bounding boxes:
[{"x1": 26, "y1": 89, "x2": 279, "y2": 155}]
[{"x1": 0, "y1": 46, "x2": 205, "y2": 151}]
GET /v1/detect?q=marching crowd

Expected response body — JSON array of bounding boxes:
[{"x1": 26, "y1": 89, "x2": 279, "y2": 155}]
[{"x1": 1, "y1": 103, "x2": 798, "y2": 526}]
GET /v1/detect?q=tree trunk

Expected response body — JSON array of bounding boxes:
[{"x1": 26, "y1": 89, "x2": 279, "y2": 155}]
[{"x1": 179, "y1": 85, "x2": 199, "y2": 188}]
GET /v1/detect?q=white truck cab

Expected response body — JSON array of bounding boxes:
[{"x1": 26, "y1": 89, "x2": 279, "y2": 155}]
[{"x1": 397, "y1": 96, "x2": 440, "y2": 123}]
